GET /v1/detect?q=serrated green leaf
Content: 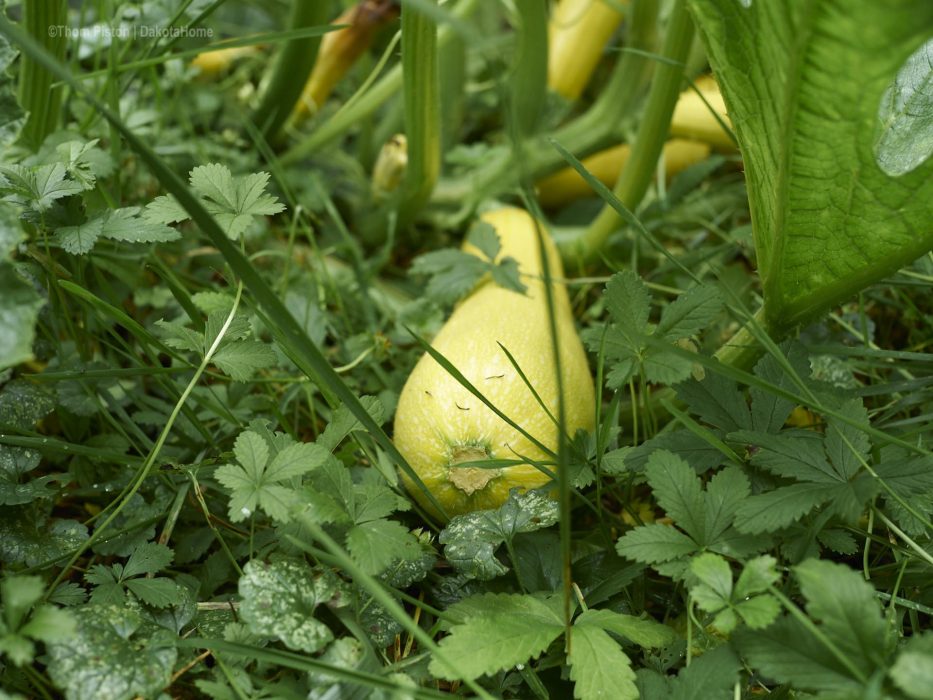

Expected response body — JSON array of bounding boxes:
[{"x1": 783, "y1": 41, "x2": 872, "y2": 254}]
[
  {"x1": 125, "y1": 578, "x2": 180, "y2": 608},
  {"x1": 211, "y1": 340, "x2": 277, "y2": 381},
  {"x1": 604, "y1": 270, "x2": 650, "y2": 333},
  {"x1": 733, "y1": 482, "x2": 838, "y2": 534},
  {"x1": 644, "y1": 450, "x2": 705, "y2": 542},
  {"x1": 568, "y1": 623, "x2": 638, "y2": 700},
  {"x1": 264, "y1": 442, "x2": 328, "y2": 482},
  {"x1": 794, "y1": 559, "x2": 891, "y2": 666},
  {"x1": 656, "y1": 284, "x2": 723, "y2": 341},
  {"x1": 466, "y1": 221, "x2": 500, "y2": 260},
  {"x1": 53, "y1": 217, "x2": 103, "y2": 254},
  {"x1": 616, "y1": 523, "x2": 698, "y2": 564},
  {"x1": 703, "y1": 466, "x2": 749, "y2": 545},
  {"x1": 98, "y1": 207, "x2": 180, "y2": 245},
  {"x1": 734, "y1": 615, "x2": 858, "y2": 692},
  {"x1": 345, "y1": 519, "x2": 420, "y2": 576},
  {"x1": 430, "y1": 594, "x2": 564, "y2": 680},
  {"x1": 823, "y1": 399, "x2": 870, "y2": 480},
  {"x1": 574, "y1": 609, "x2": 675, "y2": 649},
  {"x1": 238, "y1": 559, "x2": 335, "y2": 653},
  {"x1": 122, "y1": 542, "x2": 173, "y2": 579},
  {"x1": 0, "y1": 163, "x2": 85, "y2": 211},
  {"x1": 143, "y1": 194, "x2": 188, "y2": 224},
  {"x1": 677, "y1": 373, "x2": 751, "y2": 434},
  {"x1": 17, "y1": 605, "x2": 75, "y2": 644},
  {"x1": 653, "y1": 645, "x2": 741, "y2": 700},
  {"x1": 316, "y1": 396, "x2": 385, "y2": 452}
]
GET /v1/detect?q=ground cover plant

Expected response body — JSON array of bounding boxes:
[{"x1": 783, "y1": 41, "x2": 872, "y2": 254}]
[{"x1": 1, "y1": 0, "x2": 932, "y2": 698}]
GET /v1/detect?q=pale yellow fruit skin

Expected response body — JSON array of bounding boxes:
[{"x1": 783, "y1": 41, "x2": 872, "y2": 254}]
[{"x1": 394, "y1": 207, "x2": 596, "y2": 519}]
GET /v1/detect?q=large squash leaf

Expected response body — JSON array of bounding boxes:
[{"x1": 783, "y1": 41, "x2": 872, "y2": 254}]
[{"x1": 689, "y1": 0, "x2": 933, "y2": 330}]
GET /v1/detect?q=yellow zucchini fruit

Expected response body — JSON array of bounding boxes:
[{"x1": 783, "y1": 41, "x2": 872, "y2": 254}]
[
  {"x1": 536, "y1": 138, "x2": 711, "y2": 208},
  {"x1": 289, "y1": 1, "x2": 399, "y2": 126},
  {"x1": 393, "y1": 207, "x2": 596, "y2": 519},
  {"x1": 548, "y1": 0, "x2": 627, "y2": 101},
  {"x1": 190, "y1": 46, "x2": 259, "y2": 80},
  {"x1": 670, "y1": 75, "x2": 734, "y2": 151}
]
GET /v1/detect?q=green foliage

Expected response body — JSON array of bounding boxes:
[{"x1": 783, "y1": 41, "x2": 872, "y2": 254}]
[
  {"x1": 0, "y1": 1, "x2": 929, "y2": 698},
  {"x1": 734, "y1": 559, "x2": 901, "y2": 696},
  {"x1": 687, "y1": 554, "x2": 780, "y2": 634},
  {"x1": 616, "y1": 450, "x2": 763, "y2": 577},
  {"x1": 690, "y1": 0, "x2": 933, "y2": 329},
  {"x1": 0, "y1": 575, "x2": 75, "y2": 666},
  {"x1": 583, "y1": 271, "x2": 723, "y2": 387},
  {"x1": 439, "y1": 489, "x2": 559, "y2": 580},
  {"x1": 215, "y1": 429, "x2": 329, "y2": 523},
  {"x1": 46, "y1": 604, "x2": 177, "y2": 700},
  {"x1": 237, "y1": 559, "x2": 340, "y2": 654},
  {"x1": 145, "y1": 164, "x2": 285, "y2": 239},
  {"x1": 409, "y1": 220, "x2": 527, "y2": 305},
  {"x1": 85, "y1": 543, "x2": 182, "y2": 608}
]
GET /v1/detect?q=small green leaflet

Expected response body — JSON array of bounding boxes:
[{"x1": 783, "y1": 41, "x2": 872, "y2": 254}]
[
  {"x1": 409, "y1": 221, "x2": 526, "y2": 306},
  {"x1": 430, "y1": 594, "x2": 565, "y2": 681},
  {"x1": 569, "y1": 623, "x2": 638, "y2": 700},
  {"x1": 433, "y1": 593, "x2": 674, "y2": 698},
  {"x1": 299, "y1": 459, "x2": 420, "y2": 576},
  {"x1": 729, "y1": 399, "x2": 878, "y2": 533},
  {"x1": 215, "y1": 430, "x2": 329, "y2": 523},
  {"x1": 144, "y1": 163, "x2": 285, "y2": 239},
  {"x1": 616, "y1": 450, "x2": 765, "y2": 576},
  {"x1": 0, "y1": 575, "x2": 75, "y2": 667},
  {"x1": 237, "y1": 559, "x2": 339, "y2": 654},
  {"x1": 0, "y1": 162, "x2": 86, "y2": 212},
  {"x1": 439, "y1": 489, "x2": 559, "y2": 580},
  {"x1": 583, "y1": 271, "x2": 723, "y2": 388},
  {"x1": 734, "y1": 559, "x2": 895, "y2": 695},
  {"x1": 156, "y1": 309, "x2": 276, "y2": 381},
  {"x1": 85, "y1": 542, "x2": 181, "y2": 609},
  {"x1": 636, "y1": 645, "x2": 742, "y2": 700},
  {"x1": 687, "y1": 553, "x2": 780, "y2": 633},
  {"x1": 52, "y1": 206, "x2": 180, "y2": 255}
]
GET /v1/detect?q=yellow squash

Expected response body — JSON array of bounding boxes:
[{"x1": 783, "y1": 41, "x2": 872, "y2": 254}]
[{"x1": 393, "y1": 207, "x2": 596, "y2": 519}]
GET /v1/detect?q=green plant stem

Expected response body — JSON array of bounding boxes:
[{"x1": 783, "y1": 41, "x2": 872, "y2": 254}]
[
  {"x1": 252, "y1": 0, "x2": 330, "y2": 142},
  {"x1": 510, "y1": 0, "x2": 548, "y2": 139},
  {"x1": 17, "y1": 0, "x2": 67, "y2": 150},
  {"x1": 567, "y1": 0, "x2": 694, "y2": 262},
  {"x1": 430, "y1": 0, "x2": 660, "y2": 209},
  {"x1": 280, "y1": 0, "x2": 480, "y2": 166},
  {"x1": 437, "y1": 24, "x2": 465, "y2": 150},
  {"x1": 397, "y1": 0, "x2": 441, "y2": 230}
]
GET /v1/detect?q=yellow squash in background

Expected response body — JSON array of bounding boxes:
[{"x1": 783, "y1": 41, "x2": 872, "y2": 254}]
[{"x1": 394, "y1": 207, "x2": 596, "y2": 519}]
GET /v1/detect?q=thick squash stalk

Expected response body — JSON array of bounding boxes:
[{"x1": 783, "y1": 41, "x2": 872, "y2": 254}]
[
  {"x1": 670, "y1": 75, "x2": 734, "y2": 150},
  {"x1": 548, "y1": 0, "x2": 627, "y2": 100},
  {"x1": 394, "y1": 208, "x2": 595, "y2": 518},
  {"x1": 288, "y1": 0, "x2": 399, "y2": 127},
  {"x1": 536, "y1": 138, "x2": 710, "y2": 207}
]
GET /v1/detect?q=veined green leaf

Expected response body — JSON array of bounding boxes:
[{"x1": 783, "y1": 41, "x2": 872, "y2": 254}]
[{"x1": 690, "y1": 0, "x2": 933, "y2": 329}]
